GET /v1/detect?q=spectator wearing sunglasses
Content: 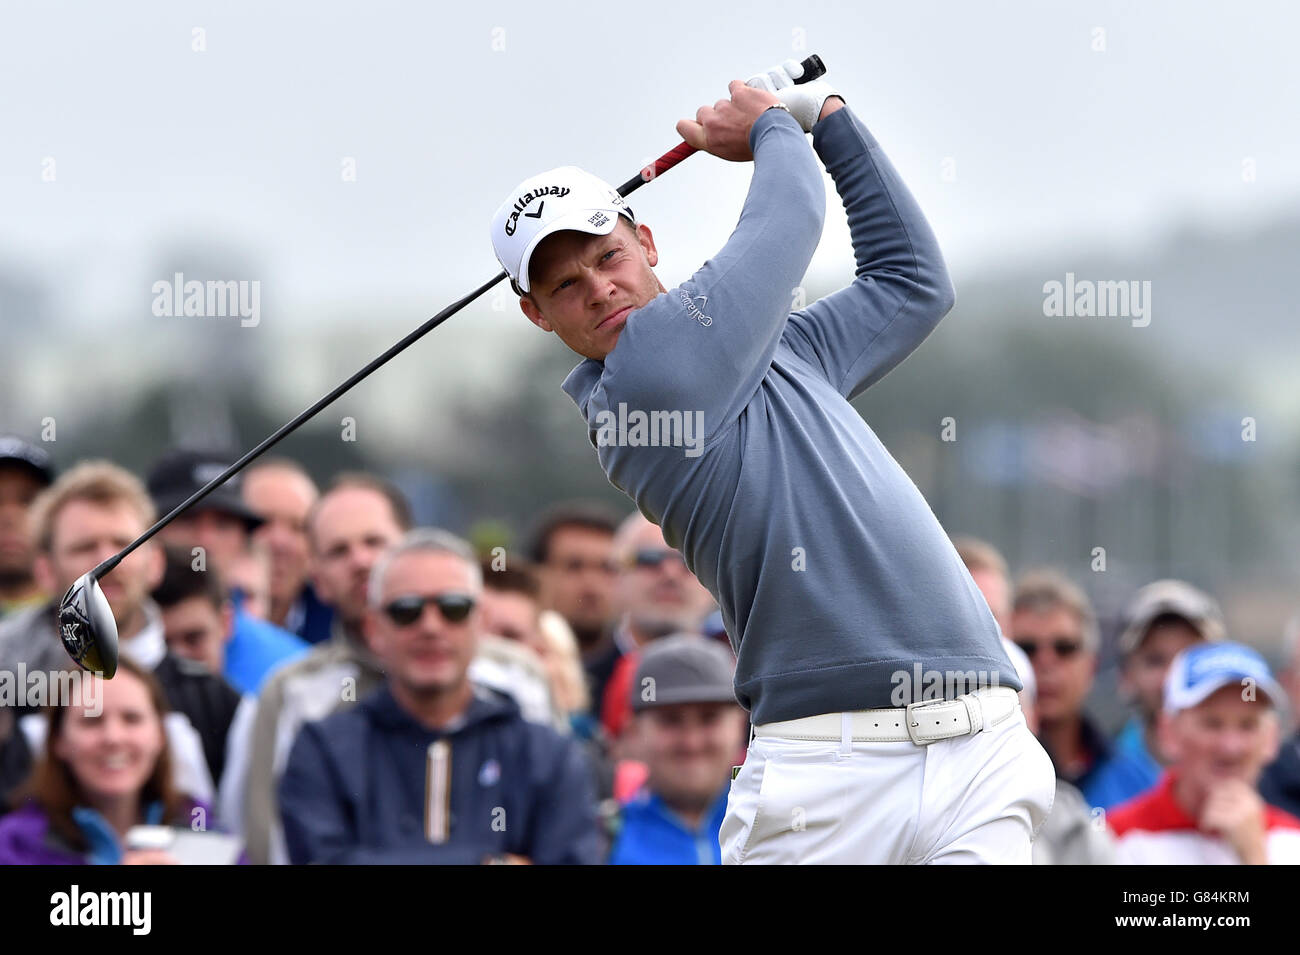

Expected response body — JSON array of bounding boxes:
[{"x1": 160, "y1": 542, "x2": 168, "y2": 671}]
[
  {"x1": 278, "y1": 528, "x2": 601, "y2": 864},
  {"x1": 1000, "y1": 637, "x2": 1116, "y2": 865},
  {"x1": 1085, "y1": 580, "x2": 1224, "y2": 810},
  {"x1": 229, "y1": 473, "x2": 412, "y2": 864},
  {"x1": 956, "y1": 542, "x2": 1114, "y2": 863},
  {"x1": 599, "y1": 514, "x2": 717, "y2": 748},
  {"x1": 1011, "y1": 570, "x2": 1111, "y2": 804}
]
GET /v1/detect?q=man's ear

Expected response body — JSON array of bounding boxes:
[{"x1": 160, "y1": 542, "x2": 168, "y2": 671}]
[
  {"x1": 635, "y1": 223, "x2": 659, "y2": 268},
  {"x1": 519, "y1": 295, "x2": 553, "y2": 333}
]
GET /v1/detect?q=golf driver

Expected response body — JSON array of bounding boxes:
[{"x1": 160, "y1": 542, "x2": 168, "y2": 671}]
[{"x1": 58, "y1": 54, "x2": 829, "y2": 677}]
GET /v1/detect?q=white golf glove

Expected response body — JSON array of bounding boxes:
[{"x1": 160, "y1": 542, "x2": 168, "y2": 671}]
[{"x1": 746, "y1": 58, "x2": 840, "y2": 133}]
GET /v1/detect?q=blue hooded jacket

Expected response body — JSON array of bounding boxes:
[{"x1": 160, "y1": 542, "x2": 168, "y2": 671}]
[{"x1": 279, "y1": 683, "x2": 602, "y2": 865}]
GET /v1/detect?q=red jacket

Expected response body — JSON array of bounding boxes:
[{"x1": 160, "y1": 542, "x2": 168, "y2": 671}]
[{"x1": 1108, "y1": 771, "x2": 1300, "y2": 864}]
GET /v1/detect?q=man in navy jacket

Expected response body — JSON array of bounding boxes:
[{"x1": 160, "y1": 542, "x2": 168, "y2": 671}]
[{"x1": 279, "y1": 529, "x2": 601, "y2": 865}]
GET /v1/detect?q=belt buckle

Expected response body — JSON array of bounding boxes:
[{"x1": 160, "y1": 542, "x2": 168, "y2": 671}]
[{"x1": 904, "y1": 698, "x2": 950, "y2": 746}]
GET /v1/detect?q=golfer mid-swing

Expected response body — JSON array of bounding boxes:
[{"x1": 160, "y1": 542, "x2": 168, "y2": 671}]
[{"x1": 490, "y1": 60, "x2": 1055, "y2": 864}]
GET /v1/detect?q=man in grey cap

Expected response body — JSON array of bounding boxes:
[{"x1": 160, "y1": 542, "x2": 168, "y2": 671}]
[
  {"x1": 607, "y1": 634, "x2": 745, "y2": 864},
  {"x1": 1086, "y1": 580, "x2": 1224, "y2": 810},
  {"x1": 0, "y1": 436, "x2": 54, "y2": 620}
]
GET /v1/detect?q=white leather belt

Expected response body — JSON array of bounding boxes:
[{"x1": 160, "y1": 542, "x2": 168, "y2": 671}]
[{"x1": 754, "y1": 685, "x2": 1021, "y2": 746}]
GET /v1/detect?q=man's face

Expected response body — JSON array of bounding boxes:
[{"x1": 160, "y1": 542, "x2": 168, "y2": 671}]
[
  {"x1": 637, "y1": 702, "x2": 745, "y2": 813},
  {"x1": 538, "y1": 526, "x2": 617, "y2": 638},
  {"x1": 1160, "y1": 686, "x2": 1280, "y2": 793},
  {"x1": 366, "y1": 551, "x2": 480, "y2": 697},
  {"x1": 969, "y1": 566, "x2": 1011, "y2": 637},
  {"x1": 310, "y1": 488, "x2": 405, "y2": 629},
  {"x1": 479, "y1": 587, "x2": 543, "y2": 655},
  {"x1": 159, "y1": 509, "x2": 248, "y2": 576},
  {"x1": 160, "y1": 594, "x2": 233, "y2": 674},
  {"x1": 243, "y1": 467, "x2": 316, "y2": 609},
  {"x1": 615, "y1": 520, "x2": 714, "y2": 640},
  {"x1": 39, "y1": 500, "x2": 163, "y2": 629},
  {"x1": 1123, "y1": 621, "x2": 1204, "y2": 722},
  {"x1": 518, "y1": 220, "x2": 664, "y2": 360},
  {"x1": 0, "y1": 466, "x2": 43, "y2": 584},
  {"x1": 1012, "y1": 605, "x2": 1095, "y2": 723}
]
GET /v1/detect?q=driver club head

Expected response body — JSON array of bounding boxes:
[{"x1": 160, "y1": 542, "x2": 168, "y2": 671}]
[{"x1": 58, "y1": 572, "x2": 119, "y2": 678}]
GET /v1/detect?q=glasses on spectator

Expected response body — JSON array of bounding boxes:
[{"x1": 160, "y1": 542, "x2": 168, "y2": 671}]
[
  {"x1": 628, "y1": 549, "x2": 687, "y2": 571},
  {"x1": 383, "y1": 593, "x2": 476, "y2": 626},
  {"x1": 1016, "y1": 637, "x2": 1083, "y2": 660},
  {"x1": 552, "y1": 556, "x2": 619, "y2": 576}
]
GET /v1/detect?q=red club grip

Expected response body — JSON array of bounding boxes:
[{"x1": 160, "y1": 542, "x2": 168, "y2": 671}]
[
  {"x1": 615, "y1": 53, "x2": 827, "y2": 199},
  {"x1": 641, "y1": 142, "x2": 697, "y2": 183}
]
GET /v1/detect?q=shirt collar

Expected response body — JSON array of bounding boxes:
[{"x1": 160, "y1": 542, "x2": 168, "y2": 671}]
[{"x1": 120, "y1": 601, "x2": 166, "y2": 671}]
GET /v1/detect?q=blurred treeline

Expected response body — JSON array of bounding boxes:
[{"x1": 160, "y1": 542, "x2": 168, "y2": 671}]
[{"x1": 2, "y1": 218, "x2": 1297, "y2": 685}]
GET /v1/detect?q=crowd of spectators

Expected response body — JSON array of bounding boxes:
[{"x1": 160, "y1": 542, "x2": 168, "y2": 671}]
[{"x1": 0, "y1": 434, "x2": 1296, "y2": 864}]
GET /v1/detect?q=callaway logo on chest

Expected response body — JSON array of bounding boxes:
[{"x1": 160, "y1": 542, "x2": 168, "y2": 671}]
[{"x1": 503, "y1": 186, "x2": 572, "y2": 236}]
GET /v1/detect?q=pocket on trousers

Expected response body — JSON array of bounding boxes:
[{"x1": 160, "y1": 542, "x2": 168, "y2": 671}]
[
  {"x1": 734, "y1": 746, "x2": 842, "y2": 863},
  {"x1": 720, "y1": 756, "x2": 768, "y2": 864}
]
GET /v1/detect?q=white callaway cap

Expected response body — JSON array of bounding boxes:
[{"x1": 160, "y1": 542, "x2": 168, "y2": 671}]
[{"x1": 490, "y1": 165, "x2": 636, "y2": 294}]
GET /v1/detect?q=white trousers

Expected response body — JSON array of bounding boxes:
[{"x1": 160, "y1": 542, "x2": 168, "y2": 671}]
[{"x1": 720, "y1": 705, "x2": 1056, "y2": 864}]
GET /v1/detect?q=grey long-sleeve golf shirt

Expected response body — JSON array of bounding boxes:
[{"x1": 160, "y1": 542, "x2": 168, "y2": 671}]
[{"x1": 562, "y1": 105, "x2": 1018, "y2": 724}]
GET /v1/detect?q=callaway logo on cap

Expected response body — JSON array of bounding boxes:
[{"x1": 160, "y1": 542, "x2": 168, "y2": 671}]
[{"x1": 490, "y1": 166, "x2": 635, "y2": 294}]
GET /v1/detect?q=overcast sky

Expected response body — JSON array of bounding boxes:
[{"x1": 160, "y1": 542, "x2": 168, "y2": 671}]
[{"x1": 2, "y1": 0, "x2": 1297, "y2": 325}]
